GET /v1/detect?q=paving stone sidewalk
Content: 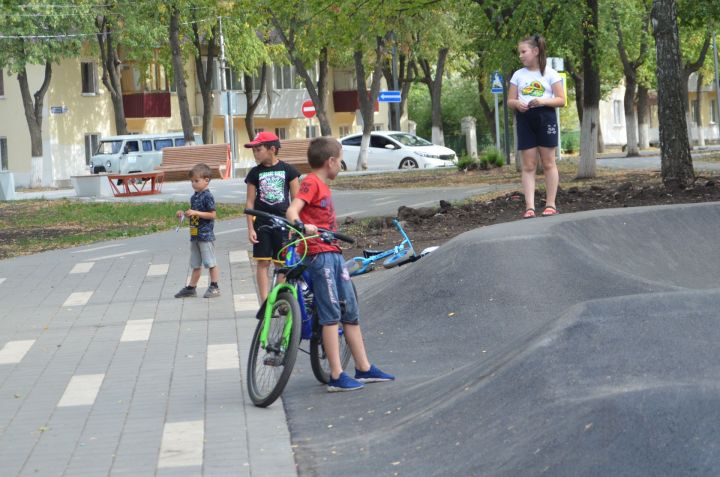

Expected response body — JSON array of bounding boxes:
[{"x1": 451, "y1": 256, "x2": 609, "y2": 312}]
[{"x1": 0, "y1": 218, "x2": 297, "y2": 476}]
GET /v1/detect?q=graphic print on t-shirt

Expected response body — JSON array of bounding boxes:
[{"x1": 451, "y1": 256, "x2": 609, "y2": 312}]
[
  {"x1": 258, "y1": 170, "x2": 287, "y2": 206},
  {"x1": 522, "y1": 80, "x2": 545, "y2": 97}
]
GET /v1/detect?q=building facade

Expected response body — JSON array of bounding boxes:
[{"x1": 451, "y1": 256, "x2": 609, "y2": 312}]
[{"x1": 0, "y1": 55, "x2": 399, "y2": 188}]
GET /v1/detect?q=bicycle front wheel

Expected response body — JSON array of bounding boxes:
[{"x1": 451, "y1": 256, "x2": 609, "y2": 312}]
[
  {"x1": 310, "y1": 282, "x2": 356, "y2": 384},
  {"x1": 382, "y1": 248, "x2": 414, "y2": 269},
  {"x1": 247, "y1": 291, "x2": 301, "y2": 407}
]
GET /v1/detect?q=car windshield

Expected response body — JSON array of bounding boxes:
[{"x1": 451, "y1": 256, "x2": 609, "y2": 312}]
[
  {"x1": 95, "y1": 140, "x2": 123, "y2": 155},
  {"x1": 388, "y1": 133, "x2": 432, "y2": 147}
]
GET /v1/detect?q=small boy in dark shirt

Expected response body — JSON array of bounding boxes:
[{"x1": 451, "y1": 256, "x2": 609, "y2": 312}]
[{"x1": 175, "y1": 163, "x2": 221, "y2": 299}]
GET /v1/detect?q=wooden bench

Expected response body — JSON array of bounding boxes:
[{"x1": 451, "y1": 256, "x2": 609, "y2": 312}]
[
  {"x1": 105, "y1": 171, "x2": 164, "y2": 197},
  {"x1": 158, "y1": 143, "x2": 231, "y2": 181},
  {"x1": 278, "y1": 139, "x2": 312, "y2": 174}
]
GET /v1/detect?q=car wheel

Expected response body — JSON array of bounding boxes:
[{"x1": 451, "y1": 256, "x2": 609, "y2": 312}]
[
  {"x1": 399, "y1": 158, "x2": 418, "y2": 169},
  {"x1": 340, "y1": 160, "x2": 347, "y2": 171}
]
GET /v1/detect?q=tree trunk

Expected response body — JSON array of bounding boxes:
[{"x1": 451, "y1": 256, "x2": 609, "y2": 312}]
[
  {"x1": 398, "y1": 56, "x2": 414, "y2": 129},
  {"x1": 624, "y1": 78, "x2": 640, "y2": 156},
  {"x1": 565, "y1": 60, "x2": 584, "y2": 122},
  {"x1": 96, "y1": 15, "x2": 127, "y2": 135},
  {"x1": 637, "y1": 85, "x2": 650, "y2": 148},
  {"x1": 354, "y1": 35, "x2": 390, "y2": 171},
  {"x1": 577, "y1": 0, "x2": 599, "y2": 178},
  {"x1": 651, "y1": 0, "x2": 694, "y2": 189},
  {"x1": 192, "y1": 21, "x2": 216, "y2": 145},
  {"x1": 419, "y1": 48, "x2": 449, "y2": 146},
  {"x1": 244, "y1": 63, "x2": 268, "y2": 139},
  {"x1": 169, "y1": 7, "x2": 195, "y2": 144},
  {"x1": 18, "y1": 61, "x2": 52, "y2": 187}
]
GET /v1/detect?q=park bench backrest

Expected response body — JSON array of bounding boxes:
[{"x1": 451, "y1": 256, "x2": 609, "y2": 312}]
[{"x1": 159, "y1": 143, "x2": 231, "y2": 181}]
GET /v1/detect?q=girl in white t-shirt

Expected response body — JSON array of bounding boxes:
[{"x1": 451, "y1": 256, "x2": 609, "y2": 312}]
[{"x1": 508, "y1": 34, "x2": 565, "y2": 218}]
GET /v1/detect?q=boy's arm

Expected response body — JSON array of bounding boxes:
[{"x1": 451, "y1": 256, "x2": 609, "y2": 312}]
[
  {"x1": 245, "y1": 183, "x2": 258, "y2": 243},
  {"x1": 288, "y1": 177, "x2": 300, "y2": 200},
  {"x1": 287, "y1": 198, "x2": 317, "y2": 235},
  {"x1": 185, "y1": 209, "x2": 216, "y2": 220}
]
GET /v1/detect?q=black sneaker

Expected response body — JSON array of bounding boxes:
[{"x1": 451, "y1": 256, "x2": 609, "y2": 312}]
[
  {"x1": 175, "y1": 286, "x2": 197, "y2": 298},
  {"x1": 203, "y1": 285, "x2": 221, "y2": 298}
]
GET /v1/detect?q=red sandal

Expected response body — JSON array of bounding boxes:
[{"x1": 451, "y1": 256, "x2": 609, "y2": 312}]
[
  {"x1": 523, "y1": 208, "x2": 536, "y2": 219},
  {"x1": 542, "y1": 206, "x2": 559, "y2": 216}
]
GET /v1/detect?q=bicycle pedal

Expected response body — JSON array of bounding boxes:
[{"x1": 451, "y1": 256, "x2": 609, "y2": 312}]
[{"x1": 263, "y1": 353, "x2": 284, "y2": 367}]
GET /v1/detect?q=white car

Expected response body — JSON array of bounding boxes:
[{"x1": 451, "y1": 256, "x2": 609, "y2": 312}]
[{"x1": 340, "y1": 131, "x2": 457, "y2": 171}]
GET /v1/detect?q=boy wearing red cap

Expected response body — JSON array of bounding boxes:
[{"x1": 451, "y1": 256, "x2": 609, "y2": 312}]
[{"x1": 244, "y1": 132, "x2": 301, "y2": 302}]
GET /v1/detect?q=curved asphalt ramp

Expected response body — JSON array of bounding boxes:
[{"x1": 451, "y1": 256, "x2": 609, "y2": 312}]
[{"x1": 283, "y1": 202, "x2": 720, "y2": 477}]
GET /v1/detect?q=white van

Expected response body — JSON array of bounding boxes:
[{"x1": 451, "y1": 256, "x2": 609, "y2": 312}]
[{"x1": 89, "y1": 133, "x2": 202, "y2": 174}]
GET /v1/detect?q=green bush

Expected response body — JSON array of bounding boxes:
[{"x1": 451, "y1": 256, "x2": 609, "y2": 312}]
[
  {"x1": 456, "y1": 154, "x2": 478, "y2": 171},
  {"x1": 562, "y1": 130, "x2": 580, "y2": 153},
  {"x1": 481, "y1": 147, "x2": 505, "y2": 168}
]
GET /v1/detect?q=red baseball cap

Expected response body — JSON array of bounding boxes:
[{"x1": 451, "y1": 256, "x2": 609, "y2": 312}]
[{"x1": 244, "y1": 131, "x2": 280, "y2": 148}]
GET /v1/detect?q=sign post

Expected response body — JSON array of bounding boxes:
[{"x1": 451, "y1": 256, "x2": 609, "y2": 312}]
[{"x1": 491, "y1": 72, "x2": 503, "y2": 151}]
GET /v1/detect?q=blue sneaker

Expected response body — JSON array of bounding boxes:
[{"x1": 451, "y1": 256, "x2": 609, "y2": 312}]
[
  {"x1": 327, "y1": 372, "x2": 364, "y2": 392},
  {"x1": 354, "y1": 364, "x2": 395, "y2": 383}
]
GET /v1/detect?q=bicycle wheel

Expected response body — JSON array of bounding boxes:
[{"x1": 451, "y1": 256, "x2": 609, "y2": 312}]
[
  {"x1": 309, "y1": 282, "x2": 356, "y2": 384},
  {"x1": 382, "y1": 248, "x2": 414, "y2": 269},
  {"x1": 247, "y1": 291, "x2": 301, "y2": 407}
]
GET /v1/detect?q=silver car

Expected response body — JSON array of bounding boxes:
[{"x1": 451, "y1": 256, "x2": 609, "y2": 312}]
[{"x1": 340, "y1": 131, "x2": 457, "y2": 171}]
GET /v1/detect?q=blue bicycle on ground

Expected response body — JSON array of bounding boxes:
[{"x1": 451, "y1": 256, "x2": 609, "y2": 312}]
[
  {"x1": 344, "y1": 218, "x2": 417, "y2": 276},
  {"x1": 244, "y1": 208, "x2": 356, "y2": 407}
]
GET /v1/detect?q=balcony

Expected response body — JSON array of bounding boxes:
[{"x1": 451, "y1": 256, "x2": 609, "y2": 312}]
[
  {"x1": 123, "y1": 92, "x2": 171, "y2": 118},
  {"x1": 333, "y1": 90, "x2": 378, "y2": 113}
]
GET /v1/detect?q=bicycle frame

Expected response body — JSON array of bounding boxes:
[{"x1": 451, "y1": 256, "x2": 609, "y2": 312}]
[
  {"x1": 259, "y1": 230, "x2": 315, "y2": 350},
  {"x1": 348, "y1": 218, "x2": 416, "y2": 275}
]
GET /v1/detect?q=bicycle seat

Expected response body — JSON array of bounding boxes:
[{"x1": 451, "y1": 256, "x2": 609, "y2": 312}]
[{"x1": 362, "y1": 249, "x2": 384, "y2": 258}]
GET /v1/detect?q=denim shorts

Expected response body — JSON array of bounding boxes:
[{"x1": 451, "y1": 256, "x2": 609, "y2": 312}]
[
  {"x1": 516, "y1": 106, "x2": 558, "y2": 150},
  {"x1": 190, "y1": 240, "x2": 217, "y2": 269},
  {"x1": 305, "y1": 252, "x2": 359, "y2": 326}
]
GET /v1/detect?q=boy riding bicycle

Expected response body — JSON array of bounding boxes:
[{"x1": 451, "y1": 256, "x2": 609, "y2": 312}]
[{"x1": 286, "y1": 137, "x2": 394, "y2": 392}]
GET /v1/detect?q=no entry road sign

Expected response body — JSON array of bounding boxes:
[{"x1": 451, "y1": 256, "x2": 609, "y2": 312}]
[{"x1": 302, "y1": 99, "x2": 316, "y2": 118}]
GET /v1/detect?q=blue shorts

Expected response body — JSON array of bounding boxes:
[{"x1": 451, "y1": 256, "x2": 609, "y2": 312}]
[
  {"x1": 516, "y1": 106, "x2": 558, "y2": 150},
  {"x1": 304, "y1": 252, "x2": 359, "y2": 326}
]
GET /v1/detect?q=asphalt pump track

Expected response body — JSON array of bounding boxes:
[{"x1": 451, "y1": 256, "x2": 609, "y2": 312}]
[{"x1": 281, "y1": 201, "x2": 720, "y2": 477}]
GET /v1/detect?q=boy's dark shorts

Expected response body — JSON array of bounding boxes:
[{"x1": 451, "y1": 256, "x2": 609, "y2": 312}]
[
  {"x1": 252, "y1": 221, "x2": 286, "y2": 263},
  {"x1": 516, "y1": 106, "x2": 558, "y2": 150}
]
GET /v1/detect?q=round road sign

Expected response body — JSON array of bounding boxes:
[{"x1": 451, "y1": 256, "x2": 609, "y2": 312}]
[{"x1": 302, "y1": 99, "x2": 316, "y2": 119}]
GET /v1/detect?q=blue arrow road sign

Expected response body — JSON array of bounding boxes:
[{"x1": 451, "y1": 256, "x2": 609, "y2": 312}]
[
  {"x1": 491, "y1": 72, "x2": 503, "y2": 94},
  {"x1": 378, "y1": 90, "x2": 402, "y2": 102}
]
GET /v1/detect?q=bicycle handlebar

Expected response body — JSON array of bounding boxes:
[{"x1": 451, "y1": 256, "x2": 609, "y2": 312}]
[{"x1": 244, "y1": 208, "x2": 355, "y2": 244}]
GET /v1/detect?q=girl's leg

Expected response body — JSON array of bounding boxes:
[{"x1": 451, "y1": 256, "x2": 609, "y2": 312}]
[
  {"x1": 539, "y1": 146, "x2": 559, "y2": 208},
  {"x1": 521, "y1": 148, "x2": 539, "y2": 210},
  {"x1": 256, "y1": 260, "x2": 271, "y2": 302}
]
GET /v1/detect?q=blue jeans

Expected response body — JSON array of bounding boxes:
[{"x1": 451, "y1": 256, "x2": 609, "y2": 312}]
[{"x1": 305, "y1": 252, "x2": 359, "y2": 326}]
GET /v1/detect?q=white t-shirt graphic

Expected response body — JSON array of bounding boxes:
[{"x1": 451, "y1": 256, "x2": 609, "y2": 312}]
[{"x1": 510, "y1": 67, "x2": 562, "y2": 106}]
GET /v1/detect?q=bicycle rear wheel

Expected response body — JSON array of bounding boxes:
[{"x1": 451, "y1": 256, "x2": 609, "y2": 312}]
[
  {"x1": 310, "y1": 282, "x2": 356, "y2": 384},
  {"x1": 247, "y1": 291, "x2": 301, "y2": 407},
  {"x1": 382, "y1": 248, "x2": 414, "y2": 269}
]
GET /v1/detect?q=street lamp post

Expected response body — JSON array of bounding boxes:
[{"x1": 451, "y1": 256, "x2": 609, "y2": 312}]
[{"x1": 218, "y1": 17, "x2": 234, "y2": 178}]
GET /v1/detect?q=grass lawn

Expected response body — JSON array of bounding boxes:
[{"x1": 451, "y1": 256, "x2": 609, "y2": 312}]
[{"x1": 0, "y1": 200, "x2": 246, "y2": 259}]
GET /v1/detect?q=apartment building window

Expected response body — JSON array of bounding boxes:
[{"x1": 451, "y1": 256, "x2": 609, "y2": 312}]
[
  {"x1": 711, "y1": 100, "x2": 718, "y2": 124},
  {"x1": 81, "y1": 62, "x2": 98, "y2": 94},
  {"x1": 306, "y1": 125, "x2": 318, "y2": 138},
  {"x1": 612, "y1": 100, "x2": 623, "y2": 126},
  {"x1": 339, "y1": 126, "x2": 351, "y2": 137},
  {"x1": 0, "y1": 137, "x2": 7, "y2": 170},
  {"x1": 84, "y1": 133, "x2": 100, "y2": 165},
  {"x1": 254, "y1": 128, "x2": 265, "y2": 136},
  {"x1": 275, "y1": 65, "x2": 296, "y2": 90},
  {"x1": 373, "y1": 123, "x2": 385, "y2": 131},
  {"x1": 145, "y1": 63, "x2": 169, "y2": 92},
  {"x1": 274, "y1": 128, "x2": 287, "y2": 140},
  {"x1": 0, "y1": 69, "x2": 4, "y2": 97}
]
